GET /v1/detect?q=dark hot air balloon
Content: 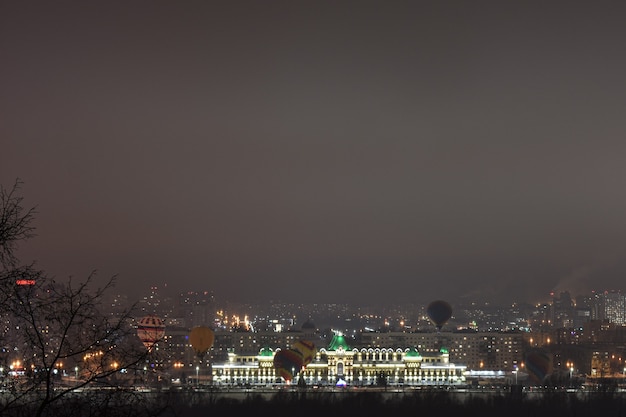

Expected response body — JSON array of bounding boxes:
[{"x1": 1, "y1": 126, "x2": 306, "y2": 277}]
[
  {"x1": 426, "y1": 300, "x2": 452, "y2": 331},
  {"x1": 525, "y1": 348, "x2": 552, "y2": 385},
  {"x1": 189, "y1": 326, "x2": 215, "y2": 359},
  {"x1": 273, "y1": 348, "x2": 304, "y2": 382}
]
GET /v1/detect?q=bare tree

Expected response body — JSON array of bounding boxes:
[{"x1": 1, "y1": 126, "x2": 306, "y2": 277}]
[
  {"x1": 0, "y1": 181, "x2": 168, "y2": 417},
  {"x1": 0, "y1": 180, "x2": 37, "y2": 310},
  {"x1": 0, "y1": 179, "x2": 36, "y2": 269}
]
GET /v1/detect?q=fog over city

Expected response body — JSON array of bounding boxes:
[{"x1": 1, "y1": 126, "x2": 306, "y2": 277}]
[{"x1": 3, "y1": 1, "x2": 626, "y2": 307}]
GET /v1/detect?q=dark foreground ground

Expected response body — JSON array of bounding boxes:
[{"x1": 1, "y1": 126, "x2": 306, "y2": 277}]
[
  {"x1": 168, "y1": 390, "x2": 625, "y2": 417},
  {"x1": 5, "y1": 388, "x2": 626, "y2": 417}
]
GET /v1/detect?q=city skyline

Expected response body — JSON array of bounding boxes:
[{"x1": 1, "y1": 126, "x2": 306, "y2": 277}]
[
  {"x1": 130, "y1": 282, "x2": 626, "y2": 333},
  {"x1": 3, "y1": 1, "x2": 626, "y2": 306}
]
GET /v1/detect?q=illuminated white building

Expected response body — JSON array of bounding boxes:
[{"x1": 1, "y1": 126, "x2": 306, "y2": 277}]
[{"x1": 207, "y1": 333, "x2": 466, "y2": 387}]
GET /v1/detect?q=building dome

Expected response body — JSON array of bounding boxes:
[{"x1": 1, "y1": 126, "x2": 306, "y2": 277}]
[
  {"x1": 327, "y1": 333, "x2": 351, "y2": 351},
  {"x1": 259, "y1": 347, "x2": 274, "y2": 357},
  {"x1": 405, "y1": 347, "x2": 421, "y2": 357}
]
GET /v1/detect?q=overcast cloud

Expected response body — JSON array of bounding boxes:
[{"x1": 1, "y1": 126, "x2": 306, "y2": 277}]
[{"x1": 2, "y1": 1, "x2": 626, "y2": 305}]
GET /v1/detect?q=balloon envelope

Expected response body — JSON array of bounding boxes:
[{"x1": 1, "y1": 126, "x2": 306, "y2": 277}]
[
  {"x1": 292, "y1": 340, "x2": 316, "y2": 366},
  {"x1": 525, "y1": 349, "x2": 552, "y2": 384},
  {"x1": 426, "y1": 300, "x2": 452, "y2": 330},
  {"x1": 189, "y1": 326, "x2": 215, "y2": 358},
  {"x1": 273, "y1": 349, "x2": 303, "y2": 382},
  {"x1": 137, "y1": 315, "x2": 165, "y2": 351}
]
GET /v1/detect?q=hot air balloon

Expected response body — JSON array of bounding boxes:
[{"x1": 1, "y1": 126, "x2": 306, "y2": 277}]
[
  {"x1": 189, "y1": 326, "x2": 215, "y2": 359},
  {"x1": 292, "y1": 340, "x2": 316, "y2": 367},
  {"x1": 426, "y1": 300, "x2": 452, "y2": 331},
  {"x1": 525, "y1": 348, "x2": 552, "y2": 385},
  {"x1": 136, "y1": 315, "x2": 165, "y2": 351},
  {"x1": 273, "y1": 348, "x2": 303, "y2": 382}
]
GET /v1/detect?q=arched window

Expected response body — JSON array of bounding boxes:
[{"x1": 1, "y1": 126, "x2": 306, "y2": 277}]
[{"x1": 337, "y1": 362, "x2": 344, "y2": 376}]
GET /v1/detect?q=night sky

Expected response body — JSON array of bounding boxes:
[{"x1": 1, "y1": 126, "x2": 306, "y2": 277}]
[{"x1": 3, "y1": 1, "x2": 626, "y2": 306}]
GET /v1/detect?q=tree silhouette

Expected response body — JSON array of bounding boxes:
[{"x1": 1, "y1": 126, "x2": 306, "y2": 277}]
[
  {"x1": 0, "y1": 180, "x2": 160, "y2": 417},
  {"x1": 0, "y1": 179, "x2": 36, "y2": 269}
]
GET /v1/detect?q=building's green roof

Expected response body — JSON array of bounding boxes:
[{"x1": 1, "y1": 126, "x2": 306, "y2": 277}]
[
  {"x1": 259, "y1": 347, "x2": 273, "y2": 357},
  {"x1": 327, "y1": 333, "x2": 351, "y2": 351},
  {"x1": 439, "y1": 347, "x2": 449, "y2": 354},
  {"x1": 405, "y1": 347, "x2": 421, "y2": 357}
]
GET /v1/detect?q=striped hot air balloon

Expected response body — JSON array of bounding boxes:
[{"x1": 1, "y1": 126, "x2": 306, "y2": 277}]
[
  {"x1": 136, "y1": 315, "x2": 165, "y2": 351},
  {"x1": 292, "y1": 340, "x2": 316, "y2": 367}
]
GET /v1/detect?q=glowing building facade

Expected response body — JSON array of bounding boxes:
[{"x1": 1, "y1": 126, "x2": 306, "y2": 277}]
[{"x1": 207, "y1": 333, "x2": 466, "y2": 387}]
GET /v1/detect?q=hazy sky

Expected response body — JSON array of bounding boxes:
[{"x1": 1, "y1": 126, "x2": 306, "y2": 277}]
[{"x1": 3, "y1": 1, "x2": 626, "y2": 306}]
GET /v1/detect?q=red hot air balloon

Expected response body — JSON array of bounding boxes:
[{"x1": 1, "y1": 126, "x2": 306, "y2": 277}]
[
  {"x1": 426, "y1": 300, "x2": 452, "y2": 331},
  {"x1": 136, "y1": 315, "x2": 166, "y2": 351}
]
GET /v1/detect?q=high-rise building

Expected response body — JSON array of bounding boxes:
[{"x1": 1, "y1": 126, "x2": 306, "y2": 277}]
[
  {"x1": 552, "y1": 291, "x2": 574, "y2": 328},
  {"x1": 603, "y1": 290, "x2": 625, "y2": 325}
]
